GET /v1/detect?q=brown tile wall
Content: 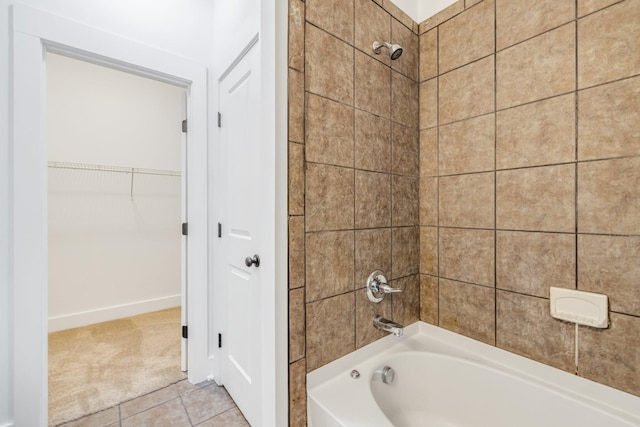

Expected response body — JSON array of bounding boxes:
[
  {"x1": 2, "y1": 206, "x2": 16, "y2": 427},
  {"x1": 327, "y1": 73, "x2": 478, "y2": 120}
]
[
  {"x1": 287, "y1": 0, "x2": 420, "y2": 425},
  {"x1": 419, "y1": 0, "x2": 640, "y2": 399}
]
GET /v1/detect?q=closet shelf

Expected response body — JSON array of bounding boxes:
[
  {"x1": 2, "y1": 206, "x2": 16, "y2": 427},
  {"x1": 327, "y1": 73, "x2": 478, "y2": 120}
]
[
  {"x1": 48, "y1": 161, "x2": 180, "y2": 199},
  {"x1": 47, "y1": 161, "x2": 181, "y2": 177}
]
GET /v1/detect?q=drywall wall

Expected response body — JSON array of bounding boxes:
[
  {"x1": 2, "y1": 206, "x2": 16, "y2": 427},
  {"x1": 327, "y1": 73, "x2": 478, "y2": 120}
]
[
  {"x1": 389, "y1": 0, "x2": 457, "y2": 23},
  {"x1": 1, "y1": 1, "x2": 213, "y2": 423},
  {"x1": 47, "y1": 53, "x2": 185, "y2": 331}
]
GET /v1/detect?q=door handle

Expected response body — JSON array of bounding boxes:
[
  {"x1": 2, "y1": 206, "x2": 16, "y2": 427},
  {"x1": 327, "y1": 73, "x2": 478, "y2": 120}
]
[{"x1": 245, "y1": 254, "x2": 260, "y2": 268}]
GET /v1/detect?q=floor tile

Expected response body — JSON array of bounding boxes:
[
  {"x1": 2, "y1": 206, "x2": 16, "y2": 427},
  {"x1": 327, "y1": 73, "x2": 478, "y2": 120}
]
[
  {"x1": 181, "y1": 385, "x2": 235, "y2": 425},
  {"x1": 196, "y1": 408, "x2": 250, "y2": 426},
  {"x1": 59, "y1": 407, "x2": 119, "y2": 427},
  {"x1": 119, "y1": 385, "x2": 178, "y2": 419},
  {"x1": 121, "y1": 398, "x2": 190, "y2": 427}
]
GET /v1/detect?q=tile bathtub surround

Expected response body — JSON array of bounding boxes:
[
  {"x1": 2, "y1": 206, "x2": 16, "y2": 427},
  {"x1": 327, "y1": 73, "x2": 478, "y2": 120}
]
[
  {"x1": 288, "y1": 0, "x2": 420, "y2": 424},
  {"x1": 290, "y1": 0, "x2": 640, "y2": 423},
  {"x1": 418, "y1": 0, "x2": 640, "y2": 402}
]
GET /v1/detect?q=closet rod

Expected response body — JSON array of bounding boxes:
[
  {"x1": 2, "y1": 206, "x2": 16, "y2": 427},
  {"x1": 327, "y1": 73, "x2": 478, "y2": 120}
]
[{"x1": 47, "y1": 161, "x2": 181, "y2": 177}]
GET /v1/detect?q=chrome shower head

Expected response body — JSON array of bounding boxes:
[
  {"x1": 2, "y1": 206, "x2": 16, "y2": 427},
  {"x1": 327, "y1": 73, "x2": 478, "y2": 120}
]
[{"x1": 372, "y1": 41, "x2": 403, "y2": 60}]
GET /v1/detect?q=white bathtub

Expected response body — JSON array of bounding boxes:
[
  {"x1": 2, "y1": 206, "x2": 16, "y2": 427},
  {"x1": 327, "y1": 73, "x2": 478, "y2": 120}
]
[{"x1": 307, "y1": 322, "x2": 640, "y2": 427}]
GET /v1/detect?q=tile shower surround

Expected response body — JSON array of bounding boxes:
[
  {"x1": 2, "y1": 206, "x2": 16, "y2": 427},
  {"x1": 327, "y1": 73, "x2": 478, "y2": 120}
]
[{"x1": 289, "y1": 0, "x2": 640, "y2": 425}]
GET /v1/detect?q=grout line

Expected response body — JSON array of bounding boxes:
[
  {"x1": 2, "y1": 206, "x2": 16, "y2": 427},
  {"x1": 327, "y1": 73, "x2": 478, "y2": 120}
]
[
  {"x1": 493, "y1": 0, "x2": 498, "y2": 347},
  {"x1": 435, "y1": 22, "x2": 441, "y2": 326},
  {"x1": 352, "y1": 0, "x2": 357, "y2": 352},
  {"x1": 574, "y1": 323, "x2": 579, "y2": 374},
  {"x1": 574, "y1": 0, "x2": 580, "y2": 296}
]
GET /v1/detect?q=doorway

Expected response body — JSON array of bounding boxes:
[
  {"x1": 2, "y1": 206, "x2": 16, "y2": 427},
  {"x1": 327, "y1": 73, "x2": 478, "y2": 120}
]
[
  {"x1": 11, "y1": 6, "x2": 210, "y2": 425},
  {"x1": 45, "y1": 53, "x2": 187, "y2": 424}
]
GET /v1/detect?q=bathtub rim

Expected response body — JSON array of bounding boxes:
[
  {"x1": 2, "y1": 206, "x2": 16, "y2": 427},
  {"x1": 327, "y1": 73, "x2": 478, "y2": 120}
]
[{"x1": 307, "y1": 321, "x2": 640, "y2": 426}]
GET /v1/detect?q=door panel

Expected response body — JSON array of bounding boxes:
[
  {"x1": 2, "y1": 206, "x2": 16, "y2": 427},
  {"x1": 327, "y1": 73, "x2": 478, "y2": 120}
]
[{"x1": 219, "y1": 41, "x2": 262, "y2": 426}]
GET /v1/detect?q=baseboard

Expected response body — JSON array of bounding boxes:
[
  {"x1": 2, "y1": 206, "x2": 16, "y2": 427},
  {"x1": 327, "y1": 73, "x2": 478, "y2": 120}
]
[{"x1": 48, "y1": 294, "x2": 181, "y2": 332}]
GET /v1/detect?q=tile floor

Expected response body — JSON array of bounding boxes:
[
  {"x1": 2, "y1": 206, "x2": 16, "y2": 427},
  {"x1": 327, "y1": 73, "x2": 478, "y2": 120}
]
[{"x1": 59, "y1": 379, "x2": 249, "y2": 427}]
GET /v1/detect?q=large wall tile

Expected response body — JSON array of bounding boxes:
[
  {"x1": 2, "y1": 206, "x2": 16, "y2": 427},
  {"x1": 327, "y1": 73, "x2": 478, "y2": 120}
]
[
  {"x1": 355, "y1": 170, "x2": 391, "y2": 228},
  {"x1": 496, "y1": 291, "x2": 575, "y2": 372},
  {"x1": 420, "y1": 78, "x2": 438, "y2": 129},
  {"x1": 439, "y1": 114, "x2": 495, "y2": 175},
  {"x1": 306, "y1": 24, "x2": 354, "y2": 105},
  {"x1": 439, "y1": 279, "x2": 495, "y2": 345},
  {"x1": 497, "y1": 164, "x2": 575, "y2": 232},
  {"x1": 289, "y1": 216, "x2": 305, "y2": 289},
  {"x1": 391, "y1": 275, "x2": 420, "y2": 326},
  {"x1": 578, "y1": 234, "x2": 640, "y2": 317},
  {"x1": 391, "y1": 71, "x2": 419, "y2": 127},
  {"x1": 578, "y1": 0, "x2": 640, "y2": 88},
  {"x1": 439, "y1": 172, "x2": 494, "y2": 229},
  {"x1": 382, "y1": 0, "x2": 415, "y2": 31},
  {"x1": 392, "y1": 124, "x2": 419, "y2": 176},
  {"x1": 356, "y1": 287, "x2": 392, "y2": 348},
  {"x1": 420, "y1": 226, "x2": 438, "y2": 276},
  {"x1": 578, "y1": 76, "x2": 640, "y2": 161},
  {"x1": 420, "y1": 177, "x2": 438, "y2": 226},
  {"x1": 391, "y1": 18, "x2": 419, "y2": 81},
  {"x1": 439, "y1": 228, "x2": 494, "y2": 286},
  {"x1": 306, "y1": 293, "x2": 355, "y2": 371},
  {"x1": 289, "y1": 0, "x2": 305, "y2": 71},
  {"x1": 496, "y1": 231, "x2": 575, "y2": 298},
  {"x1": 289, "y1": 360, "x2": 307, "y2": 426},
  {"x1": 289, "y1": 288, "x2": 305, "y2": 361},
  {"x1": 577, "y1": 0, "x2": 620, "y2": 17},
  {"x1": 355, "y1": 0, "x2": 391, "y2": 66},
  {"x1": 305, "y1": 231, "x2": 354, "y2": 302},
  {"x1": 496, "y1": 94, "x2": 575, "y2": 169},
  {"x1": 392, "y1": 176, "x2": 419, "y2": 227},
  {"x1": 439, "y1": 55, "x2": 495, "y2": 125},
  {"x1": 288, "y1": 143, "x2": 304, "y2": 215},
  {"x1": 439, "y1": 0, "x2": 494, "y2": 73},
  {"x1": 355, "y1": 51, "x2": 391, "y2": 118},
  {"x1": 355, "y1": 110, "x2": 391, "y2": 173},
  {"x1": 497, "y1": 23, "x2": 575, "y2": 109},
  {"x1": 306, "y1": 164, "x2": 354, "y2": 232},
  {"x1": 306, "y1": 94, "x2": 354, "y2": 167},
  {"x1": 306, "y1": 0, "x2": 354, "y2": 44},
  {"x1": 420, "y1": 0, "x2": 465, "y2": 34},
  {"x1": 420, "y1": 275, "x2": 438, "y2": 324},
  {"x1": 419, "y1": 28, "x2": 438, "y2": 82},
  {"x1": 578, "y1": 157, "x2": 640, "y2": 235},
  {"x1": 496, "y1": 0, "x2": 574, "y2": 50},
  {"x1": 355, "y1": 228, "x2": 392, "y2": 289},
  {"x1": 579, "y1": 313, "x2": 640, "y2": 397},
  {"x1": 391, "y1": 226, "x2": 419, "y2": 279},
  {"x1": 289, "y1": 70, "x2": 304, "y2": 143},
  {"x1": 420, "y1": 128, "x2": 438, "y2": 178}
]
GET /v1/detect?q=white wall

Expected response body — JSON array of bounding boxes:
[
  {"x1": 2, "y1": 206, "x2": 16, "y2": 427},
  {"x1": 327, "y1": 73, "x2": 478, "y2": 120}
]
[
  {"x1": 47, "y1": 53, "x2": 184, "y2": 331},
  {"x1": 1, "y1": 1, "x2": 214, "y2": 424},
  {"x1": 388, "y1": 0, "x2": 458, "y2": 23}
]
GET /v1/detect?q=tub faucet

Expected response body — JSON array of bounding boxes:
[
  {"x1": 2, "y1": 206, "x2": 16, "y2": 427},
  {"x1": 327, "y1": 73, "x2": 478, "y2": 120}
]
[{"x1": 373, "y1": 316, "x2": 404, "y2": 337}]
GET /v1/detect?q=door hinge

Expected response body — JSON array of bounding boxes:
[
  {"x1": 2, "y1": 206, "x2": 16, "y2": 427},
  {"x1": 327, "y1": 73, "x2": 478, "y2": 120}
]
[
  {"x1": 182, "y1": 222, "x2": 188, "y2": 236},
  {"x1": 181, "y1": 119, "x2": 188, "y2": 133},
  {"x1": 182, "y1": 325, "x2": 188, "y2": 339},
  {"x1": 218, "y1": 222, "x2": 222, "y2": 238},
  {"x1": 218, "y1": 333, "x2": 222, "y2": 348},
  {"x1": 217, "y1": 112, "x2": 222, "y2": 128}
]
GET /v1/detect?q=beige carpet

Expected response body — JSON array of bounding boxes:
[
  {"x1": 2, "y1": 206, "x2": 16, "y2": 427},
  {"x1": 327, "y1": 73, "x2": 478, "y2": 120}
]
[{"x1": 48, "y1": 307, "x2": 187, "y2": 426}]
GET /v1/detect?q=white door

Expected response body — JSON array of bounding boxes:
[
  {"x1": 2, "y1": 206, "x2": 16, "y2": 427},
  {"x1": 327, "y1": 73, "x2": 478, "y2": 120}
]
[{"x1": 218, "y1": 42, "x2": 263, "y2": 425}]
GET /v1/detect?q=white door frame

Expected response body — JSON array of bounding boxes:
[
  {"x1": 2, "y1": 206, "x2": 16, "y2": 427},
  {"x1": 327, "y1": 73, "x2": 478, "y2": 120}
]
[{"x1": 10, "y1": 5, "x2": 210, "y2": 426}]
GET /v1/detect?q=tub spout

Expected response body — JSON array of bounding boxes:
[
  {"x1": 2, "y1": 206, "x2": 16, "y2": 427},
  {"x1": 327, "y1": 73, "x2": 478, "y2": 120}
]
[{"x1": 373, "y1": 316, "x2": 404, "y2": 337}]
